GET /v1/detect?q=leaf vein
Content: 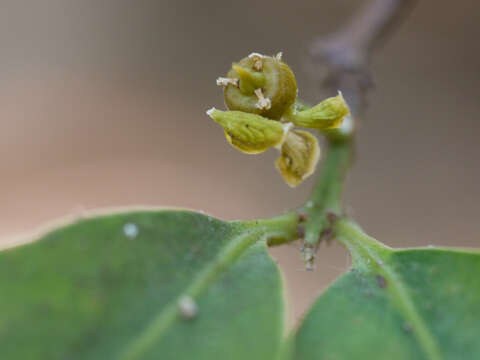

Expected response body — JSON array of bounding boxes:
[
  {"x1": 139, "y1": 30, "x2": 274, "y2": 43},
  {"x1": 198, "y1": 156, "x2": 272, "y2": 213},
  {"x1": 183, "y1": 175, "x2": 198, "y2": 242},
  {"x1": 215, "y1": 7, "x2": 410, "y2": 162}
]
[{"x1": 119, "y1": 227, "x2": 265, "y2": 360}]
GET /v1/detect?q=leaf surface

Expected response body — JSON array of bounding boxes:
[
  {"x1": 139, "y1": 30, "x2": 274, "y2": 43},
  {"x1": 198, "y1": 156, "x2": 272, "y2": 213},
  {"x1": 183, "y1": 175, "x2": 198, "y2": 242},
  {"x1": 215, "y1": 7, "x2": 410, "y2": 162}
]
[
  {"x1": 0, "y1": 210, "x2": 285, "y2": 360},
  {"x1": 294, "y1": 221, "x2": 480, "y2": 360}
]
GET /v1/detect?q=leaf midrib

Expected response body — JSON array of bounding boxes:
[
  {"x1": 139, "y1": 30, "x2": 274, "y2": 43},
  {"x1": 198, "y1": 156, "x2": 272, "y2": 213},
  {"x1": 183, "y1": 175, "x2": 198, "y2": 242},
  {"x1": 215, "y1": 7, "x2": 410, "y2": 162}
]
[
  {"x1": 119, "y1": 226, "x2": 266, "y2": 360},
  {"x1": 343, "y1": 226, "x2": 443, "y2": 360}
]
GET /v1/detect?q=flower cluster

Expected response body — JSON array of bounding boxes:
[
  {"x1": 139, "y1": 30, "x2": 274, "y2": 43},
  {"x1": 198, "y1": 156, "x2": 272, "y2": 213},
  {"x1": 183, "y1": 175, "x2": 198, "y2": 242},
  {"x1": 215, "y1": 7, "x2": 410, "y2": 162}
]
[{"x1": 207, "y1": 52, "x2": 349, "y2": 187}]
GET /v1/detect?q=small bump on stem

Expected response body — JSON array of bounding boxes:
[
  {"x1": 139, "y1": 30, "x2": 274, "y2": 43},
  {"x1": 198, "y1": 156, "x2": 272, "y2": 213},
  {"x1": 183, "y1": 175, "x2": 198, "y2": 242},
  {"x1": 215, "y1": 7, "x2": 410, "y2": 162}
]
[
  {"x1": 302, "y1": 244, "x2": 318, "y2": 271},
  {"x1": 298, "y1": 213, "x2": 308, "y2": 222},
  {"x1": 296, "y1": 225, "x2": 305, "y2": 238}
]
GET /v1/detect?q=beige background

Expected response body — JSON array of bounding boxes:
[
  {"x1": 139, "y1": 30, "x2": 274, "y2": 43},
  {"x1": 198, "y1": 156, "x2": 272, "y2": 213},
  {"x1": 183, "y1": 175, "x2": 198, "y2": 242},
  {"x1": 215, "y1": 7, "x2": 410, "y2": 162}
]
[{"x1": 1, "y1": 0, "x2": 479, "y2": 324}]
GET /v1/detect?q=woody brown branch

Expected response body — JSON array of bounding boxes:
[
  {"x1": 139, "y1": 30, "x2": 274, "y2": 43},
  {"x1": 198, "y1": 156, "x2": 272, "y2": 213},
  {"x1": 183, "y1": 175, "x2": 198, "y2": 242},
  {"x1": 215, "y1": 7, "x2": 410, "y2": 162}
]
[{"x1": 309, "y1": 0, "x2": 417, "y2": 115}]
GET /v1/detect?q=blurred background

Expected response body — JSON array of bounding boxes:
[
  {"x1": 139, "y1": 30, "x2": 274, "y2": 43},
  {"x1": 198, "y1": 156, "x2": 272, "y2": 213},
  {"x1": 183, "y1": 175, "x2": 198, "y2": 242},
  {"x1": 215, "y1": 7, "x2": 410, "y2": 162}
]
[{"x1": 1, "y1": 0, "x2": 479, "y2": 324}]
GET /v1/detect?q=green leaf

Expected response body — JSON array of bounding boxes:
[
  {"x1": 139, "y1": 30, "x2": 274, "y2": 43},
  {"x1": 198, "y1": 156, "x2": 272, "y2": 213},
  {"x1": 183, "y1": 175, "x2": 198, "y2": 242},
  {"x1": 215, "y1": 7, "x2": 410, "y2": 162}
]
[
  {"x1": 293, "y1": 219, "x2": 480, "y2": 360},
  {"x1": 0, "y1": 210, "x2": 288, "y2": 360}
]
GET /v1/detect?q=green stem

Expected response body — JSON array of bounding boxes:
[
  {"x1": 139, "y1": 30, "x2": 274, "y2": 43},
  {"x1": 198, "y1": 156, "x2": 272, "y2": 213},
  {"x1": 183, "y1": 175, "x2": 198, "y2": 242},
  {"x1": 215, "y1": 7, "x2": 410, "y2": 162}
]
[
  {"x1": 243, "y1": 138, "x2": 354, "y2": 258},
  {"x1": 240, "y1": 212, "x2": 299, "y2": 247},
  {"x1": 301, "y1": 139, "x2": 352, "y2": 248},
  {"x1": 333, "y1": 218, "x2": 391, "y2": 267}
]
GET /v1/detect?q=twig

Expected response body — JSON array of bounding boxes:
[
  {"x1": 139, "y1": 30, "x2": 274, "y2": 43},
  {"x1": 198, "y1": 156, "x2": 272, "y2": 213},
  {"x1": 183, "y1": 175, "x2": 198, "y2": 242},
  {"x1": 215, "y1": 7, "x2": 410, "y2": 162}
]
[
  {"x1": 309, "y1": 0, "x2": 417, "y2": 114},
  {"x1": 300, "y1": 0, "x2": 417, "y2": 268}
]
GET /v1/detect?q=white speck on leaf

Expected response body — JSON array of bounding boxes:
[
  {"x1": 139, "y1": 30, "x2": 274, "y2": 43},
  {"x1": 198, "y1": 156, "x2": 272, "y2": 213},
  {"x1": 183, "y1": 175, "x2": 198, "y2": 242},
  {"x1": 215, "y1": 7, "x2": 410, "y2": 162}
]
[
  {"x1": 178, "y1": 296, "x2": 198, "y2": 319},
  {"x1": 123, "y1": 223, "x2": 139, "y2": 239}
]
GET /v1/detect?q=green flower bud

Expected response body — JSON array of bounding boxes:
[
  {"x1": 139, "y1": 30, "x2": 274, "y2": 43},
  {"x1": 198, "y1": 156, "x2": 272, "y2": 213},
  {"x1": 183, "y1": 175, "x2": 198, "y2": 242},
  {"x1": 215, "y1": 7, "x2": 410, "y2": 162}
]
[
  {"x1": 286, "y1": 92, "x2": 349, "y2": 129},
  {"x1": 275, "y1": 130, "x2": 320, "y2": 187},
  {"x1": 220, "y1": 53, "x2": 297, "y2": 120},
  {"x1": 207, "y1": 108, "x2": 292, "y2": 154}
]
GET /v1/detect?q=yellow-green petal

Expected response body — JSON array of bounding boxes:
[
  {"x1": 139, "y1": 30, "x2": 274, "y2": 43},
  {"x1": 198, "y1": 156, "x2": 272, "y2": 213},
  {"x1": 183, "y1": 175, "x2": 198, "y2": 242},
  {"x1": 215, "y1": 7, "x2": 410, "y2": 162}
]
[
  {"x1": 275, "y1": 130, "x2": 320, "y2": 187},
  {"x1": 287, "y1": 92, "x2": 350, "y2": 130},
  {"x1": 207, "y1": 108, "x2": 291, "y2": 154}
]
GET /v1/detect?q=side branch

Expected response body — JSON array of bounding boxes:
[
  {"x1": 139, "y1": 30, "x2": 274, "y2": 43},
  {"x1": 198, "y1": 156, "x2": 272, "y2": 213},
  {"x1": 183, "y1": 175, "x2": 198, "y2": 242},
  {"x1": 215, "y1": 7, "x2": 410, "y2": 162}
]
[
  {"x1": 300, "y1": 0, "x2": 416, "y2": 267},
  {"x1": 309, "y1": 0, "x2": 416, "y2": 114}
]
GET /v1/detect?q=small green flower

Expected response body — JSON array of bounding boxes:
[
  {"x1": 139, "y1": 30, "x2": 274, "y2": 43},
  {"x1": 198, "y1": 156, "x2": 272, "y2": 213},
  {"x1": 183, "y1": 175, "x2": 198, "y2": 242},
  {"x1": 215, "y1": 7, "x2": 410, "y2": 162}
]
[
  {"x1": 209, "y1": 52, "x2": 351, "y2": 187},
  {"x1": 275, "y1": 130, "x2": 320, "y2": 187},
  {"x1": 207, "y1": 108, "x2": 291, "y2": 154},
  {"x1": 286, "y1": 92, "x2": 349, "y2": 129},
  {"x1": 219, "y1": 53, "x2": 297, "y2": 120}
]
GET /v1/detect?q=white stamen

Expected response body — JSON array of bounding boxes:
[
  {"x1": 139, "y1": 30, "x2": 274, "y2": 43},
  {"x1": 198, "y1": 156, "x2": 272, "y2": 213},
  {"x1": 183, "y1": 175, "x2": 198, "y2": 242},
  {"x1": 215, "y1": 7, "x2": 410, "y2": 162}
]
[
  {"x1": 216, "y1": 77, "x2": 238, "y2": 87},
  {"x1": 275, "y1": 51, "x2": 283, "y2": 60},
  {"x1": 254, "y1": 88, "x2": 271, "y2": 110},
  {"x1": 206, "y1": 107, "x2": 216, "y2": 118}
]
